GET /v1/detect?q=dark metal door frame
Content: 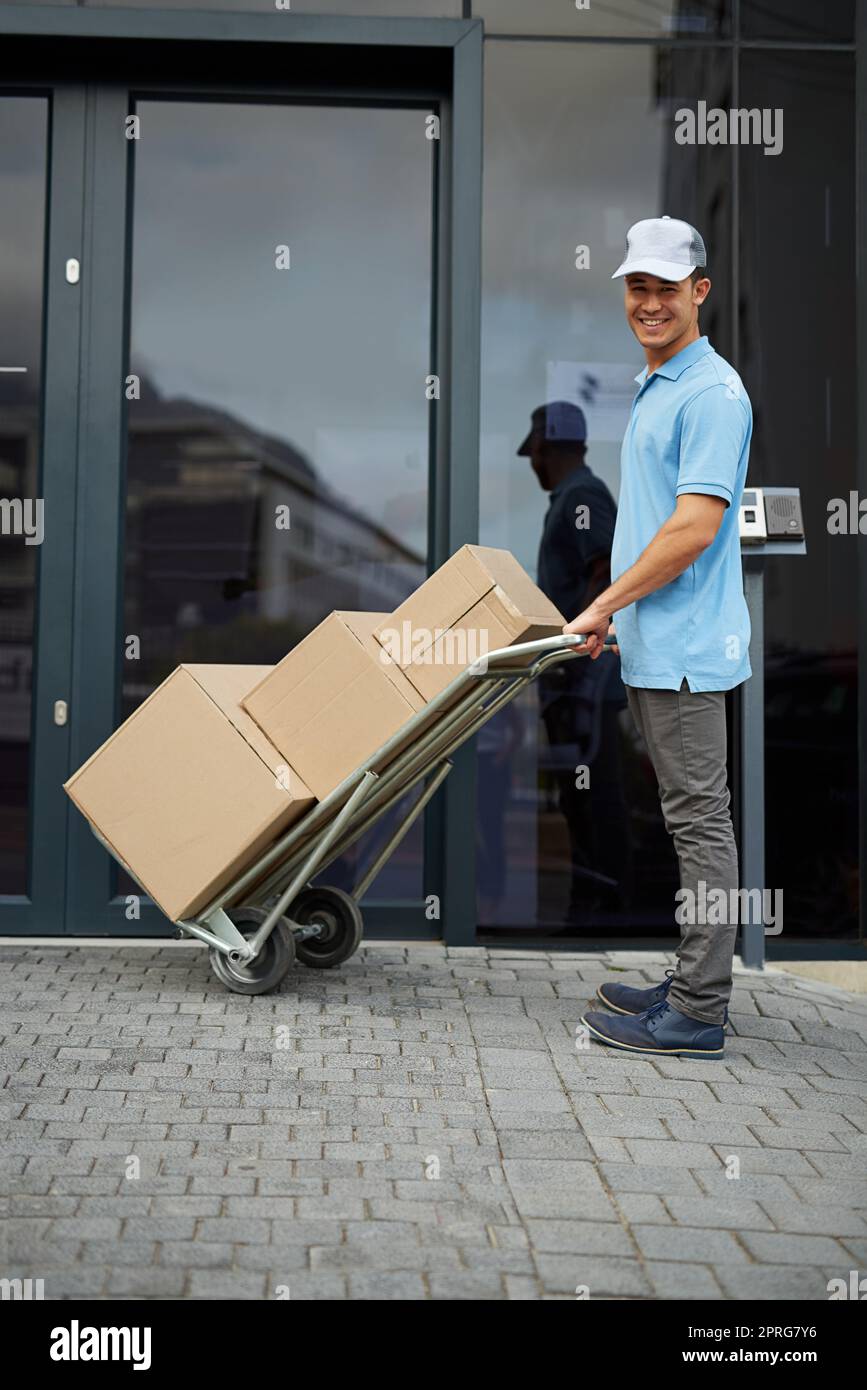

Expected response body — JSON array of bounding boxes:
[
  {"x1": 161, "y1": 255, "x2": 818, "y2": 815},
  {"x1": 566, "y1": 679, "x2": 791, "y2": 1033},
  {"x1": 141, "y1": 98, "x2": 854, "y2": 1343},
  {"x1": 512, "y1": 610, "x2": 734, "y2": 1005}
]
[{"x1": 0, "y1": 8, "x2": 483, "y2": 944}]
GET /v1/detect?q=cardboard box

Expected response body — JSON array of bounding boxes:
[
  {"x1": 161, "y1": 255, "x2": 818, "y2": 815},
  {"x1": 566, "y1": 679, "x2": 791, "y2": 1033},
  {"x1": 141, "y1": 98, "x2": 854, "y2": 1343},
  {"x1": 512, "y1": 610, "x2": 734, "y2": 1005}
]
[
  {"x1": 64, "y1": 665, "x2": 315, "y2": 923},
  {"x1": 241, "y1": 612, "x2": 427, "y2": 801},
  {"x1": 373, "y1": 544, "x2": 565, "y2": 701}
]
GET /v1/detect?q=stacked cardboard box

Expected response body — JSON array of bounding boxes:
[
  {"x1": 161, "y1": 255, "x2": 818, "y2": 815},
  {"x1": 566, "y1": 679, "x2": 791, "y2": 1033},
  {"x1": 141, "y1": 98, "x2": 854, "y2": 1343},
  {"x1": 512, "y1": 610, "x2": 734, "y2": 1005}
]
[
  {"x1": 241, "y1": 545, "x2": 564, "y2": 793},
  {"x1": 64, "y1": 665, "x2": 315, "y2": 923},
  {"x1": 65, "y1": 546, "x2": 564, "y2": 923},
  {"x1": 371, "y1": 544, "x2": 568, "y2": 700},
  {"x1": 240, "y1": 610, "x2": 427, "y2": 802}
]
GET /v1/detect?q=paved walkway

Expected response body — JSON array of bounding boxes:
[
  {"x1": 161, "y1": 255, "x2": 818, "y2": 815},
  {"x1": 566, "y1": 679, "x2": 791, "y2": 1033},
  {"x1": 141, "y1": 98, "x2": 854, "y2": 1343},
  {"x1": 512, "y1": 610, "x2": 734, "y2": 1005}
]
[{"x1": 2, "y1": 942, "x2": 866, "y2": 1300}]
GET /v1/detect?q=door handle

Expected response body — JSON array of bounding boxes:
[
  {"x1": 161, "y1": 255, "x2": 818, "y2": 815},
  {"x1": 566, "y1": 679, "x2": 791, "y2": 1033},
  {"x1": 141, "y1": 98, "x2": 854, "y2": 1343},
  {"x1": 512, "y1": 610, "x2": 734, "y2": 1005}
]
[{"x1": 54, "y1": 700, "x2": 68, "y2": 726}]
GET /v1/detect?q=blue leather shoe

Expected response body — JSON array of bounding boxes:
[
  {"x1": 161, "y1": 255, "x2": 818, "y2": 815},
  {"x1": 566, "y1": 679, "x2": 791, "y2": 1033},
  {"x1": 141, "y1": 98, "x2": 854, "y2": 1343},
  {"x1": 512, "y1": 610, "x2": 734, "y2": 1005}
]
[
  {"x1": 580, "y1": 999, "x2": 725, "y2": 1060},
  {"x1": 596, "y1": 969, "x2": 674, "y2": 1015},
  {"x1": 596, "y1": 972, "x2": 729, "y2": 1028}
]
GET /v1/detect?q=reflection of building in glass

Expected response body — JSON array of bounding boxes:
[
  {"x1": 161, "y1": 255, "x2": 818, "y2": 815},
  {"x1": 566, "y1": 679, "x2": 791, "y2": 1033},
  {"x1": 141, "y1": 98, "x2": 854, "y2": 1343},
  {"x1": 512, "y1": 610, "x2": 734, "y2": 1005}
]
[
  {"x1": 0, "y1": 398, "x2": 38, "y2": 745},
  {"x1": 0, "y1": 391, "x2": 38, "y2": 893},
  {"x1": 123, "y1": 377, "x2": 425, "y2": 706},
  {"x1": 656, "y1": 41, "x2": 731, "y2": 355}
]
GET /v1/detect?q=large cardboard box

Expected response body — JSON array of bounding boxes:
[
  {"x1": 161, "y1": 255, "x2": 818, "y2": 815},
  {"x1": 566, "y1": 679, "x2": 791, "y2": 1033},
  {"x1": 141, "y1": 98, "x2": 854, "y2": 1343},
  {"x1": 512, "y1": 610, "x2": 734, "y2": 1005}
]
[
  {"x1": 64, "y1": 665, "x2": 315, "y2": 923},
  {"x1": 241, "y1": 611, "x2": 427, "y2": 801},
  {"x1": 372, "y1": 544, "x2": 565, "y2": 701}
]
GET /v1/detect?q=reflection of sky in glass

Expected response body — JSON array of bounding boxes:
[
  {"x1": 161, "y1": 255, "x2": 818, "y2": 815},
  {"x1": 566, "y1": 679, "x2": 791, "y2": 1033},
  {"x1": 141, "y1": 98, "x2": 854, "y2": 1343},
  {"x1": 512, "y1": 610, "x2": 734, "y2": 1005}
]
[
  {"x1": 0, "y1": 100, "x2": 46, "y2": 382},
  {"x1": 475, "y1": 0, "x2": 728, "y2": 38},
  {"x1": 87, "y1": 0, "x2": 459, "y2": 11},
  {"x1": 0, "y1": 95, "x2": 46, "y2": 894},
  {"x1": 130, "y1": 102, "x2": 432, "y2": 555},
  {"x1": 480, "y1": 43, "x2": 665, "y2": 576}
]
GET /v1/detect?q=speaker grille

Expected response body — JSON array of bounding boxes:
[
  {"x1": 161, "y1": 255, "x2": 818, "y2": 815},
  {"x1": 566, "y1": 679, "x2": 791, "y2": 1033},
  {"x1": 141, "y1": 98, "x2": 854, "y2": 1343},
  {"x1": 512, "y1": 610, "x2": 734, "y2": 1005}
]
[{"x1": 765, "y1": 495, "x2": 803, "y2": 536}]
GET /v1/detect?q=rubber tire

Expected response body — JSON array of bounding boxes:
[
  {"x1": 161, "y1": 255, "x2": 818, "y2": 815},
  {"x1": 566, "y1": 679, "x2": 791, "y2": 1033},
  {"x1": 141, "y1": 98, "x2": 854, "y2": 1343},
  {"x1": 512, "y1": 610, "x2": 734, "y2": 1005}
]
[
  {"x1": 208, "y1": 908, "x2": 295, "y2": 995},
  {"x1": 292, "y1": 886, "x2": 363, "y2": 969}
]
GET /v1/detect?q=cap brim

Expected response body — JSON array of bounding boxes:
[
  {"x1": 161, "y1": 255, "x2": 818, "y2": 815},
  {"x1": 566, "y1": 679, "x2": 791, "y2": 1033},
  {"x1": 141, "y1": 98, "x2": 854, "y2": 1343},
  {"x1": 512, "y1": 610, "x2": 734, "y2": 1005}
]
[
  {"x1": 612, "y1": 258, "x2": 697, "y2": 282},
  {"x1": 516, "y1": 430, "x2": 534, "y2": 456}
]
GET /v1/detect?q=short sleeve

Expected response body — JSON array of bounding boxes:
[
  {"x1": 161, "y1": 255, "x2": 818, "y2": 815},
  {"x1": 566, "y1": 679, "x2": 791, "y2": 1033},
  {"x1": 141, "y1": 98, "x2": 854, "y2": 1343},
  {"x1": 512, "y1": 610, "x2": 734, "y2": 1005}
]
[{"x1": 675, "y1": 384, "x2": 750, "y2": 507}]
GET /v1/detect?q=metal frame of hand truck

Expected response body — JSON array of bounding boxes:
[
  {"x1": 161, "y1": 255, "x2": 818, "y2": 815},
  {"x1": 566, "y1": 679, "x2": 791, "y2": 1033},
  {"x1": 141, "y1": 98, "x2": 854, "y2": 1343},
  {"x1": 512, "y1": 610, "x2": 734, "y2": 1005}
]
[{"x1": 90, "y1": 632, "x2": 596, "y2": 974}]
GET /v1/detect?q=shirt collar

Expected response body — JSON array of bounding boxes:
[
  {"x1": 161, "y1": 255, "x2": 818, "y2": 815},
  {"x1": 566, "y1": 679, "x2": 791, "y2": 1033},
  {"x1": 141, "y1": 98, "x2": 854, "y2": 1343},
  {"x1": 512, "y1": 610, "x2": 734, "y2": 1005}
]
[
  {"x1": 549, "y1": 462, "x2": 592, "y2": 499},
  {"x1": 634, "y1": 335, "x2": 712, "y2": 387}
]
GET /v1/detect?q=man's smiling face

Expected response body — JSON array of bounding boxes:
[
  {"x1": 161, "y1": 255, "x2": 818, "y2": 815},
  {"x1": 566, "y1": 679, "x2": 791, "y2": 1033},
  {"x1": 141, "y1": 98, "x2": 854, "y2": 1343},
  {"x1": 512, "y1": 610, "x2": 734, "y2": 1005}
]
[{"x1": 624, "y1": 271, "x2": 710, "y2": 354}]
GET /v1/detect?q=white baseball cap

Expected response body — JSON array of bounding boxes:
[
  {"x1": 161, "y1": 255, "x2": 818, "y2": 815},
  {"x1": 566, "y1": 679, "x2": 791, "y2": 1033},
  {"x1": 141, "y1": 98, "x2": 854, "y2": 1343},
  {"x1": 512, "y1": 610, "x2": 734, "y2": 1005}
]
[{"x1": 611, "y1": 215, "x2": 707, "y2": 282}]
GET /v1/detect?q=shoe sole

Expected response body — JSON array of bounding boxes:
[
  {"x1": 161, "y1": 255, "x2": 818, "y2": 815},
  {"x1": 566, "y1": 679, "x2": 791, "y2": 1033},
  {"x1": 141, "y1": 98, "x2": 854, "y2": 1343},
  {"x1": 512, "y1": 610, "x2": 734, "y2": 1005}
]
[{"x1": 580, "y1": 1013, "x2": 724, "y2": 1060}]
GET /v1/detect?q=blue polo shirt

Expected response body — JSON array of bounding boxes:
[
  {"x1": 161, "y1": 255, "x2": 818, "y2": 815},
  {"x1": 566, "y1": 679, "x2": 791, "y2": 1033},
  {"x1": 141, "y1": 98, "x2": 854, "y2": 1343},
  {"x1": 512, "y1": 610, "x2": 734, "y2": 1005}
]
[{"x1": 610, "y1": 335, "x2": 752, "y2": 692}]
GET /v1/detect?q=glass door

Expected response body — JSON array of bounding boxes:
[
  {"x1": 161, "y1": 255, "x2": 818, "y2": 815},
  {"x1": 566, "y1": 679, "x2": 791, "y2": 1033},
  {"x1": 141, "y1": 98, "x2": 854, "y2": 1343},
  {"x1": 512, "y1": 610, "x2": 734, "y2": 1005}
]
[
  {"x1": 65, "y1": 87, "x2": 439, "y2": 936},
  {"x1": 0, "y1": 87, "x2": 85, "y2": 934}
]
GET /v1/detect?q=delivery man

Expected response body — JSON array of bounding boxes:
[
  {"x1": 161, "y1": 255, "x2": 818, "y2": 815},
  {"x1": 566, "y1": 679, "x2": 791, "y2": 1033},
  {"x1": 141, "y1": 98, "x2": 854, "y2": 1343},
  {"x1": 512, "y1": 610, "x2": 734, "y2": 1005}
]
[
  {"x1": 517, "y1": 401, "x2": 631, "y2": 921},
  {"x1": 565, "y1": 216, "x2": 752, "y2": 1059}
]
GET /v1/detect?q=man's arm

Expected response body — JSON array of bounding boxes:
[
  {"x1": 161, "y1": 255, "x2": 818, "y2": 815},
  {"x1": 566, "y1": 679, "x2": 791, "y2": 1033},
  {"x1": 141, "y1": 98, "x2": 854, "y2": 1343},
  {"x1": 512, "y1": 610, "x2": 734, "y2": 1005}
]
[{"x1": 563, "y1": 492, "x2": 727, "y2": 655}]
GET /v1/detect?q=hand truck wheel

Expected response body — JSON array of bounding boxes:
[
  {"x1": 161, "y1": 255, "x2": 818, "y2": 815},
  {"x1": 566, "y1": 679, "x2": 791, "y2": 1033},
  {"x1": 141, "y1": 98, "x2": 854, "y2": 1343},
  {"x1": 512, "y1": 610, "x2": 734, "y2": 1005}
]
[
  {"x1": 208, "y1": 907, "x2": 295, "y2": 995},
  {"x1": 291, "y1": 886, "x2": 363, "y2": 969}
]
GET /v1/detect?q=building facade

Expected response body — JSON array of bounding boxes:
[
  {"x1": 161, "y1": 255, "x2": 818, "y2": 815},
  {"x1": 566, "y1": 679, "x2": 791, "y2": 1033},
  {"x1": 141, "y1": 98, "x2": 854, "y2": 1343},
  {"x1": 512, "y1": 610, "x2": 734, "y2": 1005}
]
[{"x1": 0, "y1": 0, "x2": 861, "y2": 952}]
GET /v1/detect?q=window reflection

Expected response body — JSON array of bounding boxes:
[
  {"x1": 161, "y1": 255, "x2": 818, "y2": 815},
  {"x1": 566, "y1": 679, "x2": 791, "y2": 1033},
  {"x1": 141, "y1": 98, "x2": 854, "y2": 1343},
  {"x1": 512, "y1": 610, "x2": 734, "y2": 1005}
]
[
  {"x1": 0, "y1": 97, "x2": 47, "y2": 896},
  {"x1": 479, "y1": 35, "x2": 856, "y2": 940},
  {"x1": 122, "y1": 101, "x2": 433, "y2": 904},
  {"x1": 86, "y1": 0, "x2": 459, "y2": 13},
  {"x1": 479, "y1": 41, "x2": 731, "y2": 934},
  {"x1": 474, "y1": 0, "x2": 729, "y2": 39},
  {"x1": 739, "y1": 50, "x2": 857, "y2": 936},
  {"x1": 740, "y1": 1, "x2": 853, "y2": 43}
]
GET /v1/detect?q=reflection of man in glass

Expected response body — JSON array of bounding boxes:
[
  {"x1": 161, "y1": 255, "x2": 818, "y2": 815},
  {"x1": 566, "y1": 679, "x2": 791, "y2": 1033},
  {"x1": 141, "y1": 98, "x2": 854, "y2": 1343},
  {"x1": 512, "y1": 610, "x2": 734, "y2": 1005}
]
[{"x1": 518, "y1": 402, "x2": 631, "y2": 925}]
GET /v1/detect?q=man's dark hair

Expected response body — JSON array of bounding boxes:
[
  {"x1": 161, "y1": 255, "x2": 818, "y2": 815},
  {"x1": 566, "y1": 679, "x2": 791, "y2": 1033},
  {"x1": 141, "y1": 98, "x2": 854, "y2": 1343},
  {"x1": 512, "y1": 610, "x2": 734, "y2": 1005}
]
[{"x1": 691, "y1": 266, "x2": 710, "y2": 284}]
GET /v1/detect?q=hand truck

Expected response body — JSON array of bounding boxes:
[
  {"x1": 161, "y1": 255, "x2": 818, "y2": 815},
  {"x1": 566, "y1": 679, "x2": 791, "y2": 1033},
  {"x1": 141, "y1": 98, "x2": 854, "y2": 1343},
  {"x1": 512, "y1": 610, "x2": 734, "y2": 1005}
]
[{"x1": 93, "y1": 632, "x2": 598, "y2": 993}]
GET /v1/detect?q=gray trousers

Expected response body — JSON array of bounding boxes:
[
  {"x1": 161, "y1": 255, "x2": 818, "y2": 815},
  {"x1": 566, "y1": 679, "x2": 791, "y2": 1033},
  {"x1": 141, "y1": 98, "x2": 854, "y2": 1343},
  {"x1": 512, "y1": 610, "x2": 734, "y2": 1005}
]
[{"x1": 626, "y1": 681, "x2": 739, "y2": 1025}]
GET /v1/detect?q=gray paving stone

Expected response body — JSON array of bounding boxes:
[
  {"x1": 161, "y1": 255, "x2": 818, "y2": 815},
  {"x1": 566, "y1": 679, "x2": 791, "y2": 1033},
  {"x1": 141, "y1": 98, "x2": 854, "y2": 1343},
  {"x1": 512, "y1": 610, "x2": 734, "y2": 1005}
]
[
  {"x1": 310, "y1": 1242, "x2": 460, "y2": 1272},
  {"x1": 789, "y1": 1176, "x2": 867, "y2": 1207},
  {"x1": 104, "y1": 1267, "x2": 186, "y2": 1297},
  {"x1": 454, "y1": 1245, "x2": 534, "y2": 1274},
  {"x1": 739, "y1": 1231, "x2": 850, "y2": 1265},
  {"x1": 749, "y1": 1124, "x2": 848, "y2": 1152},
  {"x1": 496, "y1": 1132, "x2": 593, "y2": 1161},
  {"x1": 646, "y1": 1260, "x2": 723, "y2": 1299},
  {"x1": 798, "y1": 1151, "x2": 867, "y2": 1179},
  {"x1": 664, "y1": 1120, "x2": 760, "y2": 1147},
  {"x1": 498, "y1": 1271, "x2": 535, "y2": 1300},
  {"x1": 690, "y1": 1172, "x2": 801, "y2": 1204},
  {"x1": 40, "y1": 1267, "x2": 110, "y2": 1298},
  {"x1": 49, "y1": 1217, "x2": 121, "y2": 1241},
  {"x1": 159, "y1": 1242, "x2": 235, "y2": 1269},
  {"x1": 624, "y1": 1139, "x2": 723, "y2": 1169},
  {"x1": 503, "y1": 1159, "x2": 615, "y2": 1221},
  {"x1": 187, "y1": 1269, "x2": 268, "y2": 1300},
  {"x1": 631, "y1": 1224, "x2": 749, "y2": 1264},
  {"x1": 712, "y1": 1263, "x2": 834, "y2": 1300},
  {"x1": 537, "y1": 1253, "x2": 652, "y2": 1298},
  {"x1": 709, "y1": 1145, "x2": 819, "y2": 1177},
  {"x1": 4, "y1": 942, "x2": 866, "y2": 1301},
  {"x1": 81, "y1": 1240, "x2": 158, "y2": 1266},
  {"x1": 524, "y1": 1220, "x2": 631, "y2": 1256},
  {"x1": 484, "y1": 1089, "x2": 570, "y2": 1112},
  {"x1": 601, "y1": 1162, "x2": 706, "y2": 1197},
  {"x1": 615, "y1": 1193, "x2": 671, "y2": 1224},
  {"x1": 349, "y1": 1271, "x2": 429, "y2": 1299},
  {"x1": 758, "y1": 1202, "x2": 867, "y2": 1237},
  {"x1": 664, "y1": 1196, "x2": 774, "y2": 1230}
]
